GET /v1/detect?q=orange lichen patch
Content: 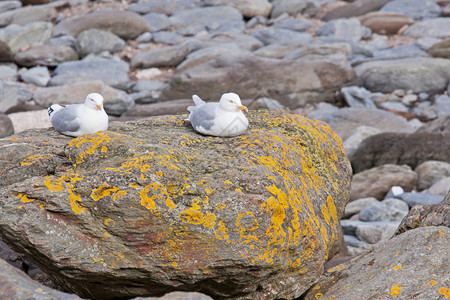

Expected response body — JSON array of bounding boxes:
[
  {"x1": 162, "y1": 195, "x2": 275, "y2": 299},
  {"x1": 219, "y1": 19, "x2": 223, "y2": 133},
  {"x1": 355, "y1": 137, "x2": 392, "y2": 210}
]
[
  {"x1": 104, "y1": 218, "x2": 116, "y2": 227},
  {"x1": 427, "y1": 280, "x2": 438, "y2": 288},
  {"x1": 14, "y1": 193, "x2": 35, "y2": 203},
  {"x1": 438, "y1": 287, "x2": 449, "y2": 299},
  {"x1": 44, "y1": 176, "x2": 64, "y2": 192},
  {"x1": 112, "y1": 190, "x2": 127, "y2": 201},
  {"x1": 314, "y1": 293, "x2": 323, "y2": 299},
  {"x1": 388, "y1": 284, "x2": 403, "y2": 297},
  {"x1": 21, "y1": 154, "x2": 52, "y2": 166},
  {"x1": 394, "y1": 265, "x2": 402, "y2": 270},
  {"x1": 91, "y1": 183, "x2": 119, "y2": 201},
  {"x1": 68, "y1": 189, "x2": 85, "y2": 215},
  {"x1": 327, "y1": 264, "x2": 345, "y2": 273}
]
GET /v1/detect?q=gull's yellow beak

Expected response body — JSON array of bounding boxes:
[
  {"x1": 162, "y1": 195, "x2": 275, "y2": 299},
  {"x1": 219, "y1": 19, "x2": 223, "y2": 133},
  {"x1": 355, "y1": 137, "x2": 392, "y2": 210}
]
[
  {"x1": 237, "y1": 105, "x2": 248, "y2": 113},
  {"x1": 96, "y1": 104, "x2": 102, "y2": 110}
]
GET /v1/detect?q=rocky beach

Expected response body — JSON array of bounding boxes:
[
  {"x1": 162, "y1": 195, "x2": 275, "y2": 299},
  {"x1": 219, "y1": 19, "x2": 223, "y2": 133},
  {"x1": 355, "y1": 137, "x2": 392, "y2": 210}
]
[{"x1": 0, "y1": 0, "x2": 449, "y2": 299}]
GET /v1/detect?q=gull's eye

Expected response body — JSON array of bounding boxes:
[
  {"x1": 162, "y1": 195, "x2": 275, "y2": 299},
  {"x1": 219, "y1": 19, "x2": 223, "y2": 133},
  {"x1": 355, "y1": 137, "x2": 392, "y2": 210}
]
[{"x1": 229, "y1": 100, "x2": 233, "y2": 103}]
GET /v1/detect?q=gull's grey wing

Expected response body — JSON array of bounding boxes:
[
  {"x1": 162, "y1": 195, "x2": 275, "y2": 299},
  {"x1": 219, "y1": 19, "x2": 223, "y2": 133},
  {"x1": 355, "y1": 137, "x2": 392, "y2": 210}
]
[
  {"x1": 50, "y1": 105, "x2": 81, "y2": 133},
  {"x1": 189, "y1": 103, "x2": 217, "y2": 131}
]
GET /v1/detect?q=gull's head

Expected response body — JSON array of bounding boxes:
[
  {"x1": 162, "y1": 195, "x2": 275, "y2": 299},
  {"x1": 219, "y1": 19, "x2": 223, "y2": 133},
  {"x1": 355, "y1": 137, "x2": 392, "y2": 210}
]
[
  {"x1": 219, "y1": 92, "x2": 248, "y2": 113},
  {"x1": 85, "y1": 93, "x2": 104, "y2": 111}
]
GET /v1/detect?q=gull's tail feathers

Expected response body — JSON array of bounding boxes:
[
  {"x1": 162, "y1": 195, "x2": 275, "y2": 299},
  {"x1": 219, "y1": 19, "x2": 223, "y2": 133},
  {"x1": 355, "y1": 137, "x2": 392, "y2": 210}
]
[{"x1": 48, "y1": 104, "x2": 64, "y2": 121}]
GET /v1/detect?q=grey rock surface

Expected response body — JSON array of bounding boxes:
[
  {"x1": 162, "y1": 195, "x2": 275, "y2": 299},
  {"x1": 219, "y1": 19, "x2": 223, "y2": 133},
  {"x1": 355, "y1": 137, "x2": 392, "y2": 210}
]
[
  {"x1": 380, "y1": 0, "x2": 441, "y2": 20},
  {"x1": 415, "y1": 160, "x2": 450, "y2": 191},
  {"x1": 49, "y1": 56, "x2": 130, "y2": 90},
  {"x1": 53, "y1": 10, "x2": 151, "y2": 39},
  {"x1": 305, "y1": 226, "x2": 450, "y2": 299},
  {"x1": 76, "y1": 29, "x2": 125, "y2": 57},
  {"x1": 350, "y1": 164, "x2": 417, "y2": 200},
  {"x1": 14, "y1": 43, "x2": 79, "y2": 67},
  {"x1": 354, "y1": 57, "x2": 450, "y2": 94}
]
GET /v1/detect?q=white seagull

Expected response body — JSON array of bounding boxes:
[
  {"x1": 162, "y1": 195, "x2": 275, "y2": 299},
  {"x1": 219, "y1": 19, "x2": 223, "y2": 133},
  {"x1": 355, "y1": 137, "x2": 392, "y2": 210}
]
[
  {"x1": 187, "y1": 92, "x2": 249, "y2": 137},
  {"x1": 48, "y1": 93, "x2": 109, "y2": 137}
]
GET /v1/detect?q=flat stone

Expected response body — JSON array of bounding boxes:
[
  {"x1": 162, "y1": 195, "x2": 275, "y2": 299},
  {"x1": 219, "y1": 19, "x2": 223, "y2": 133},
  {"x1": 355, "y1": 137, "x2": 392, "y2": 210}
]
[
  {"x1": 251, "y1": 28, "x2": 314, "y2": 45},
  {"x1": 343, "y1": 125, "x2": 381, "y2": 160},
  {"x1": 127, "y1": 0, "x2": 199, "y2": 15},
  {"x1": 354, "y1": 57, "x2": 450, "y2": 94},
  {"x1": 427, "y1": 177, "x2": 450, "y2": 195},
  {"x1": 131, "y1": 80, "x2": 167, "y2": 93},
  {"x1": 397, "y1": 192, "x2": 444, "y2": 208},
  {"x1": 0, "y1": 80, "x2": 32, "y2": 113},
  {"x1": 14, "y1": 43, "x2": 78, "y2": 67},
  {"x1": 414, "y1": 160, "x2": 450, "y2": 191},
  {"x1": 0, "y1": 63, "x2": 17, "y2": 80},
  {"x1": 49, "y1": 56, "x2": 130, "y2": 91},
  {"x1": 350, "y1": 164, "x2": 417, "y2": 200},
  {"x1": 308, "y1": 108, "x2": 414, "y2": 141},
  {"x1": 6, "y1": 21, "x2": 53, "y2": 54},
  {"x1": 131, "y1": 42, "x2": 196, "y2": 68},
  {"x1": 0, "y1": 114, "x2": 14, "y2": 138},
  {"x1": 19, "y1": 66, "x2": 50, "y2": 86},
  {"x1": 53, "y1": 10, "x2": 151, "y2": 39},
  {"x1": 343, "y1": 197, "x2": 378, "y2": 219},
  {"x1": 380, "y1": 0, "x2": 441, "y2": 20},
  {"x1": 0, "y1": 1, "x2": 21, "y2": 14},
  {"x1": 321, "y1": 0, "x2": 391, "y2": 21},
  {"x1": 404, "y1": 18, "x2": 450, "y2": 39},
  {"x1": 7, "y1": 109, "x2": 51, "y2": 134},
  {"x1": 284, "y1": 43, "x2": 350, "y2": 66},
  {"x1": 0, "y1": 6, "x2": 56, "y2": 27},
  {"x1": 427, "y1": 39, "x2": 450, "y2": 58},
  {"x1": 34, "y1": 80, "x2": 133, "y2": 116},
  {"x1": 359, "y1": 11, "x2": 414, "y2": 35},
  {"x1": 271, "y1": 0, "x2": 319, "y2": 18},
  {"x1": 273, "y1": 18, "x2": 312, "y2": 32},
  {"x1": 205, "y1": 0, "x2": 273, "y2": 18},
  {"x1": 169, "y1": 6, "x2": 245, "y2": 34},
  {"x1": 359, "y1": 198, "x2": 409, "y2": 222},
  {"x1": 76, "y1": 29, "x2": 125, "y2": 57},
  {"x1": 254, "y1": 44, "x2": 299, "y2": 59},
  {"x1": 316, "y1": 18, "x2": 371, "y2": 41},
  {"x1": 434, "y1": 94, "x2": 450, "y2": 117},
  {"x1": 142, "y1": 12, "x2": 170, "y2": 32},
  {"x1": 378, "y1": 101, "x2": 409, "y2": 112}
]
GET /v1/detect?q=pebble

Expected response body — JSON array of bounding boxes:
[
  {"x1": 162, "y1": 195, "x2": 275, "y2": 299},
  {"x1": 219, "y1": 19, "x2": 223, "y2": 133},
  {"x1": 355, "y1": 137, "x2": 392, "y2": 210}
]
[
  {"x1": 396, "y1": 192, "x2": 445, "y2": 208},
  {"x1": 343, "y1": 197, "x2": 378, "y2": 219},
  {"x1": 0, "y1": 63, "x2": 17, "y2": 80},
  {"x1": 359, "y1": 198, "x2": 409, "y2": 222},
  {"x1": 49, "y1": 56, "x2": 130, "y2": 90},
  {"x1": 427, "y1": 177, "x2": 450, "y2": 196},
  {"x1": 251, "y1": 28, "x2": 313, "y2": 46},
  {"x1": 19, "y1": 66, "x2": 50, "y2": 87},
  {"x1": 0, "y1": 80, "x2": 32, "y2": 113},
  {"x1": 0, "y1": 113, "x2": 14, "y2": 138},
  {"x1": 76, "y1": 29, "x2": 125, "y2": 57},
  {"x1": 415, "y1": 160, "x2": 450, "y2": 191},
  {"x1": 380, "y1": 0, "x2": 441, "y2": 20},
  {"x1": 316, "y1": 18, "x2": 371, "y2": 41}
]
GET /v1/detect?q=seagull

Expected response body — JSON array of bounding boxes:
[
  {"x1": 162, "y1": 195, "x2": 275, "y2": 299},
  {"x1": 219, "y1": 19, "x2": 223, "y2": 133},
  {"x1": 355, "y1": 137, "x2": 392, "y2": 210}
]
[
  {"x1": 48, "y1": 93, "x2": 109, "y2": 137},
  {"x1": 187, "y1": 92, "x2": 249, "y2": 137}
]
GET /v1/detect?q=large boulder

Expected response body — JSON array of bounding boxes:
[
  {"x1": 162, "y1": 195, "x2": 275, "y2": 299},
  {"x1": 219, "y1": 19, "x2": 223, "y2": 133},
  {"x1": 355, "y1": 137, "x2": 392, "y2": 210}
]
[
  {"x1": 0, "y1": 258, "x2": 81, "y2": 300},
  {"x1": 354, "y1": 57, "x2": 450, "y2": 94},
  {"x1": 53, "y1": 10, "x2": 151, "y2": 39},
  {"x1": 0, "y1": 111, "x2": 351, "y2": 299},
  {"x1": 160, "y1": 52, "x2": 356, "y2": 109},
  {"x1": 351, "y1": 131, "x2": 450, "y2": 173},
  {"x1": 304, "y1": 226, "x2": 449, "y2": 299}
]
